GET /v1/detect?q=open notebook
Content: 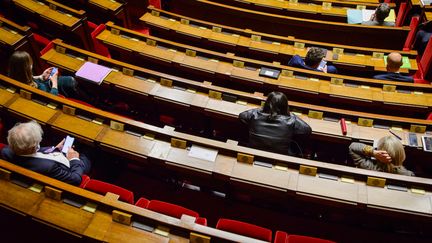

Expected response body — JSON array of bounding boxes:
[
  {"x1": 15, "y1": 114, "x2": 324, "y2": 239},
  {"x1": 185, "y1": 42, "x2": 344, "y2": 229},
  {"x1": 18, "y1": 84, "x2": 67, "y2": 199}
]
[{"x1": 75, "y1": 62, "x2": 112, "y2": 85}]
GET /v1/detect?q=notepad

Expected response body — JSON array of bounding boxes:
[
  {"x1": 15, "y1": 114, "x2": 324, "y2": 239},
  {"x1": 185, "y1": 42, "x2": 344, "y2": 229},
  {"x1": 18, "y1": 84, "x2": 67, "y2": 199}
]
[
  {"x1": 75, "y1": 62, "x2": 112, "y2": 85},
  {"x1": 188, "y1": 145, "x2": 218, "y2": 162}
]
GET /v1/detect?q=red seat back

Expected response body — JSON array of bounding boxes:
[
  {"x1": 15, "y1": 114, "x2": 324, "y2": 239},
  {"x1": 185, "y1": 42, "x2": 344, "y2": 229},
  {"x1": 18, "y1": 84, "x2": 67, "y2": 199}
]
[
  {"x1": 91, "y1": 24, "x2": 111, "y2": 58},
  {"x1": 395, "y1": 3, "x2": 408, "y2": 27},
  {"x1": 414, "y1": 36, "x2": 432, "y2": 81},
  {"x1": 84, "y1": 179, "x2": 134, "y2": 204},
  {"x1": 403, "y1": 16, "x2": 419, "y2": 51},
  {"x1": 147, "y1": 200, "x2": 199, "y2": 219},
  {"x1": 40, "y1": 41, "x2": 54, "y2": 56},
  {"x1": 275, "y1": 231, "x2": 336, "y2": 243},
  {"x1": 135, "y1": 197, "x2": 150, "y2": 208},
  {"x1": 216, "y1": 218, "x2": 272, "y2": 242},
  {"x1": 79, "y1": 174, "x2": 90, "y2": 188},
  {"x1": 149, "y1": 0, "x2": 162, "y2": 9}
]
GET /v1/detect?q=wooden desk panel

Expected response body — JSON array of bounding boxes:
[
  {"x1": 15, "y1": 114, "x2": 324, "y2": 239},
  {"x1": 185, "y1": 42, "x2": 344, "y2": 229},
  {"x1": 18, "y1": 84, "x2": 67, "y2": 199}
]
[
  {"x1": 104, "y1": 220, "x2": 173, "y2": 243},
  {"x1": 165, "y1": 147, "x2": 215, "y2": 173},
  {"x1": 367, "y1": 187, "x2": 432, "y2": 214},
  {"x1": 205, "y1": 98, "x2": 251, "y2": 117},
  {"x1": 13, "y1": 0, "x2": 80, "y2": 28},
  {"x1": 7, "y1": 98, "x2": 58, "y2": 123},
  {"x1": 89, "y1": 0, "x2": 121, "y2": 11},
  {"x1": 50, "y1": 113, "x2": 105, "y2": 140},
  {"x1": 99, "y1": 129, "x2": 156, "y2": 157},
  {"x1": 0, "y1": 179, "x2": 45, "y2": 214},
  {"x1": 167, "y1": 0, "x2": 410, "y2": 49},
  {"x1": 105, "y1": 71, "x2": 158, "y2": 95},
  {"x1": 42, "y1": 49, "x2": 84, "y2": 72},
  {"x1": 231, "y1": 162, "x2": 291, "y2": 190},
  {"x1": 31, "y1": 198, "x2": 94, "y2": 234},
  {"x1": 296, "y1": 174, "x2": 360, "y2": 203},
  {"x1": 0, "y1": 27, "x2": 24, "y2": 46},
  {"x1": 0, "y1": 89, "x2": 15, "y2": 106}
]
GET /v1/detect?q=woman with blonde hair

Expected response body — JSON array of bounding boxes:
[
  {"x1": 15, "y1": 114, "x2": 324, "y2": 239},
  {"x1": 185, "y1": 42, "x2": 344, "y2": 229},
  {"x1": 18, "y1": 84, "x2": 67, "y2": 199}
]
[
  {"x1": 349, "y1": 135, "x2": 414, "y2": 176},
  {"x1": 8, "y1": 51, "x2": 78, "y2": 97}
]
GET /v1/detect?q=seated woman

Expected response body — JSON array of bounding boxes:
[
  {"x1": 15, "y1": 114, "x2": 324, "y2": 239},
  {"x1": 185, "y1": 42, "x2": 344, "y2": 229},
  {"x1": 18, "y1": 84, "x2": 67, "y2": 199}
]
[
  {"x1": 239, "y1": 92, "x2": 312, "y2": 155},
  {"x1": 8, "y1": 51, "x2": 79, "y2": 97},
  {"x1": 349, "y1": 136, "x2": 414, "y2": 176},
  {"x1": 1, "y1": 121, "x2": 91, "y2": 185}
]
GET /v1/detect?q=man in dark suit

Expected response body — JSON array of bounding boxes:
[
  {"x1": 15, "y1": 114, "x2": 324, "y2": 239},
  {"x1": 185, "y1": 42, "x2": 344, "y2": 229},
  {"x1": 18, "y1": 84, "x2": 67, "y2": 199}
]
[
  {"x1": 1, "y1": 121, "x2": 91, "y2": 186},
  {"x1": 362, "y1": 3, "x2": 395, "y2": 27},
  {"x1": 287, "y1": 47, "x2": 338, "y2": 74},
  {"x1": 373, "y1": 52, "x2": 413, "y2": 82}
]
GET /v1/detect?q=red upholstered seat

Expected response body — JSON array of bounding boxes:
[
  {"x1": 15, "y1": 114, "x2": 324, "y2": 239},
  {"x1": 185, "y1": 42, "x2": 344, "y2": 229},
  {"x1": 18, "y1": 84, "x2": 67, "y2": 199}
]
[
  {"x1": 79, "y1": 174, "x2": 90, "y2": 188},
  {"x1": 148, "y1": 0, "x2": 162, "y2": 9},
  {"x1": 146, "y1": 200, "x2": 207, "y2": 225},
  {"x1": 84, "y1": 179, "x2": 134, "y2": 204},
  {"x1": 395, "y1": 3, "x2": 409, "y2": 27},
  {"x1": 216, "y1": 218, "x2": 272, "y2": 242},
  {"x1": 135, "y1": 197, "x2": 150, "y2": 208},
  {"x1": 0, "y1": 143, "x2": 6, "y2": 152},
  {"x1": 90, "y1": 24, "x2": 111, "y2": 58},
  {"x1": 33, "y1": 33, "x2": 51, "y2": 49},
  {"x1": 274, "y1": 231, "x2": 336, "y2": 243}
]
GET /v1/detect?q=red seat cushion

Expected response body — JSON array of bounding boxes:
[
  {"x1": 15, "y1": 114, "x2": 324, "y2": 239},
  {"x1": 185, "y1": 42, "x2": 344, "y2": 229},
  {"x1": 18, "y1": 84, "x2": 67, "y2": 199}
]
[
  {"x1": 135, "y1": 197, "x2": 150, "y2": 208},
  {"x1": 133, "y1": 27, "x2": 150, "y2": 35},
  {"x1": 147, "y1": 200, "x2": 199, "y2": 218},
  {"x1": 0, "y1": 143, "x2": 6, "y2": 152},
  {"x1": 216, "y1": 218, "x2": 272, "y2": 242},
  {"x1": 84, "y1": 179, "x2": 134, "y2": 204}
]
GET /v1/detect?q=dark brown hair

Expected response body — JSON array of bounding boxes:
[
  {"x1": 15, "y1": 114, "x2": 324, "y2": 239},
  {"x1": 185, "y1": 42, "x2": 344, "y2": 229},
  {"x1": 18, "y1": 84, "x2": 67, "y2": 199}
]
[{"x1": 8, "y1": 51, "x2": 36, "y2": 87}]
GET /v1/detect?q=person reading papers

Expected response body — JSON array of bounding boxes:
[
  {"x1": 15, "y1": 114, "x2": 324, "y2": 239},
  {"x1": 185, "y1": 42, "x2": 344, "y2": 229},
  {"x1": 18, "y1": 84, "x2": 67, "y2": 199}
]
[
  {"x1": 349, "y1": 136, "x2": 414, "y2": 176},
  {"x1": 239, "y1": 92, "x2": 311, "y2": 156},
  {"x1": 1, "y1": 121, "x2": 92, "y2": 185}
]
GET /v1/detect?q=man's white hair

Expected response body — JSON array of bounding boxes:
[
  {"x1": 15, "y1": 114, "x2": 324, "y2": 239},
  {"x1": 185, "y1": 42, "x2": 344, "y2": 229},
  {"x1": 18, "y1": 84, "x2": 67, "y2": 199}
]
[{"x1": 7, "y1": 120, "x2": 43, "y2": 155}]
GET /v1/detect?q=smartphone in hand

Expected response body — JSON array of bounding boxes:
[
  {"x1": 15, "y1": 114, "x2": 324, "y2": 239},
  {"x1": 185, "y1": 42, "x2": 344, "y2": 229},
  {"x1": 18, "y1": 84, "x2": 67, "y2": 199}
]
[
  {"x1": 317, "y1": 60, "x2": 327, "y2": 71},
  {"x1": 61, "y1": 135, "x2": 75, "y2": 154},
  {"x1": 48, "y1": 67, "x2": 58, "y2": 80}
]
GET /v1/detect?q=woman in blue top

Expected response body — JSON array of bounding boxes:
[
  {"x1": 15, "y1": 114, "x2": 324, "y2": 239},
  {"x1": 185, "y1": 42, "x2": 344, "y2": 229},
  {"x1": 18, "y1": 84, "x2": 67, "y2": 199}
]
[{"x1": 8, "y1": 51, "x2": 78, "y2": 97}]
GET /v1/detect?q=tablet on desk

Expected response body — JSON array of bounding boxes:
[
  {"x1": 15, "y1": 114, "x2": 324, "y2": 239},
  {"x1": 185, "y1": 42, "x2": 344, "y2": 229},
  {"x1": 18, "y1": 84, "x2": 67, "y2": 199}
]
[
  {"x1": 259, "y1": 67, "x2": 280, "y2": 79},
  {"x1": 421, "y1": 136, "x2": 432, "y2": 152}
]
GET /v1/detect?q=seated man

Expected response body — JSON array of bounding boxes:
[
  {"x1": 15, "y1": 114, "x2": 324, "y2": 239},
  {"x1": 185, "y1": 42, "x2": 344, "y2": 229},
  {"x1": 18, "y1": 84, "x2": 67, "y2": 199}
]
[
  {"x1": 362, "y1": 3, "x2": 395, "y2": 27},
  {"x1": 1, "y1": 121, "x2": 91, "y2": 186},
  {"x1": 373, "y1": 52, "x2": 413, "y2": 82},
  {"x1": 287, "y1": 47, "x2": 337, "y2": 74}
]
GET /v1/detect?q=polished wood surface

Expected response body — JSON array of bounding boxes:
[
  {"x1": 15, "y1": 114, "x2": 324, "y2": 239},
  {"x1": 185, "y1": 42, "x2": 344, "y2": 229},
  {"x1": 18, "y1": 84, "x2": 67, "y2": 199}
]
[
  {"x1": 140, "y1": 9, "x2": 418, "y2": 74},
  {"x1": 166, "y1": 0, "x2": 410, "y2": 49},
  {"x1": 39, "y1": 40, "x2": 432, "y2": 150},
  {"x1": 94, "y1": 26, "x2": 431, "y2": 116}
]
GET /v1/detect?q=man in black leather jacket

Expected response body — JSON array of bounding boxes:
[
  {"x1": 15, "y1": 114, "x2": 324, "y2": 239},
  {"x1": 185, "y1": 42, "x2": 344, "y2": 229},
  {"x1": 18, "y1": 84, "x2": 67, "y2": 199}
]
[{"x1": 239, "y1": 92, "x2": 312, "y2": 155}]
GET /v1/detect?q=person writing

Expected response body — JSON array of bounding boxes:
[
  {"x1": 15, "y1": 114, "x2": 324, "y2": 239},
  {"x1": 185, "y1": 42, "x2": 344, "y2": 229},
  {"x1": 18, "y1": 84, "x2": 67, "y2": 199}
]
[
  {"x1": 8, "y1": 51, "x2": 79, "y2": 97},
  {"x1": 1, "y1": 121, "x2": 92, "y2": 185},
  {"x1": 349, "y1": 135, "x2": 414, "y2": 176},
  {"x1": 373, "y1": 52, "x2": 413, "y2": 82},
  {"x1": 288, "y1": 47, "x2": 337, "y2": 74},
  {"x1": 239, "y1": 92, "x2": 312, "y2": 155}
]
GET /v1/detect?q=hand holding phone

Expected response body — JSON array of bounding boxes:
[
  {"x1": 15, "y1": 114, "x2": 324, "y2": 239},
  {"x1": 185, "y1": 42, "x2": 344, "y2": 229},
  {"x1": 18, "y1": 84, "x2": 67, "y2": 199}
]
[
  {"x1": 48, "y1": 67, "x2": 58, "y2": 80},
  {"x1": 317, "y1": 59, "x2": 327, "y2": 71},
  {"x1": 61, "y1": 135, "x2": 75, "y2": 154}
]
